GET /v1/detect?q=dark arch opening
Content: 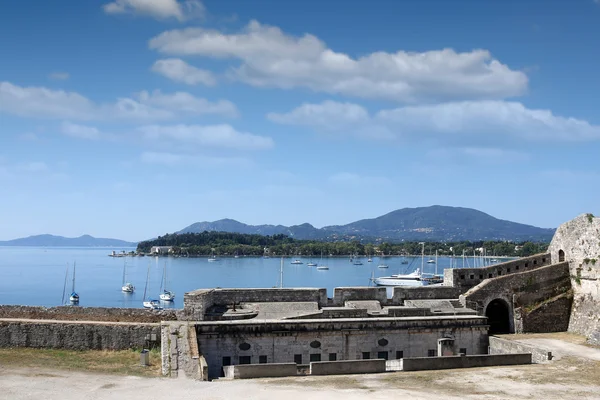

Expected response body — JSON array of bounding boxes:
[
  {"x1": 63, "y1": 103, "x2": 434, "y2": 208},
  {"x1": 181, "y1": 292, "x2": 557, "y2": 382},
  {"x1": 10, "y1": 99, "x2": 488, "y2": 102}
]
[
  {"x1": 559, "y1": 250, "x2": 565, "y2": 262},
  {"x1": 486, "y1": 299, "x2": 511, "y2": 334}
]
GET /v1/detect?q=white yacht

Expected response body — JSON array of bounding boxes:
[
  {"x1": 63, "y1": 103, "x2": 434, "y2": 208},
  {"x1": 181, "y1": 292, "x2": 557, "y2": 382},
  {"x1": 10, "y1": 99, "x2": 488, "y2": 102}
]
[
  {"x1": 373, "y1": 268, "x2": 426, "y2": 287},
  {"x1": 291, "y1": 259, "x2": 303, "y2": 264},
  {"x1": 316, "y1": 265, "x2": 329, "y2": 270},
  {"x1": 159, "y1": 262, "x2": 175, "y2": 302},
  {"x1": 121, "y1": 260, "x2": 134, "y2": 293}
]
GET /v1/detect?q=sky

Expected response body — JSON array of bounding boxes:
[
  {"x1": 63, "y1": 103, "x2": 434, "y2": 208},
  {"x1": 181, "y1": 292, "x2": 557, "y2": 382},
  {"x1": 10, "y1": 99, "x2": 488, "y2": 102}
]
[{"x1": 1, "y1": 0, "x2": 600, "y2": 242}]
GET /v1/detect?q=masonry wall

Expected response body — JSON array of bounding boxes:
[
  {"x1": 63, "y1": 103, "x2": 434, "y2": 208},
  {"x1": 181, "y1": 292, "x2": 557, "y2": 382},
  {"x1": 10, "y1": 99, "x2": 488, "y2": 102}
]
[
  {"x1": 332, "y1": 287, "x2": 388, "y2": 306},
  {"x1": 548, "y1": 214, "x2": 600, "y2": 344},
  {"x1": 400, "y1": 353, "x2": 532, "y2": 371},
  {"x1": 444, "y1": 253, "x2": 551, "y2": 289},
  {"x1": 195, "y1": 316, "x2": 488, "y2": 378},
  {"x1": 0, "y1": 319, "x2": 160, "y2": 350},
  {"x1": 488, "y1": 336, "x2": 553, "y2": 364},
  {"x1": 0, "y1": 305, "x2": 177, "y2": 323},
  {"x1": 392, "y1": 286, "x2": 462, "y2": 304},
  {"x1": 519, "y1": 292, "x2": 573, "y2": 333}
]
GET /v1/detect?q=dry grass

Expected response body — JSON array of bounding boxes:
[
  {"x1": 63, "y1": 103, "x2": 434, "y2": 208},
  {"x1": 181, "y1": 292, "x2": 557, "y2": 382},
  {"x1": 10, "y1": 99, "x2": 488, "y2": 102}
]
[
  {"x1": 497, "y1": 331, "x2": 599, "y2": 348},
  {"x1": 0, "y1": 347, "x2": 161, "y2": 377}
]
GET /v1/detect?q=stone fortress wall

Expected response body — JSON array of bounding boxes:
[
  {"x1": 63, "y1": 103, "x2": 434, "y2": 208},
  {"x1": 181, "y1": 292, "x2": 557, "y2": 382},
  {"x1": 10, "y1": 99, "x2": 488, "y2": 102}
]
[{"x1": 548, "y1": 213, "x2": 600, "y2": 344}]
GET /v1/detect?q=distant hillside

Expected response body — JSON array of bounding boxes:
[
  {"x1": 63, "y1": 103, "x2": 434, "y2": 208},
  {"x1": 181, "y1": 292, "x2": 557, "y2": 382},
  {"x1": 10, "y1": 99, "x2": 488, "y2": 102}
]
[
  {"x1": 178, "y1": 206, "x2": 555, "y2": 242},
  {"x1": 0, "y1": 234, "x2": 137, "y2": 247}
]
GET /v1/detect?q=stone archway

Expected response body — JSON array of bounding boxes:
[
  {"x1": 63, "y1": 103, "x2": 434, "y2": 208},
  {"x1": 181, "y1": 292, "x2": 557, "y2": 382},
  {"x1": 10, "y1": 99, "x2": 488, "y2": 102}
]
[
  {"x1": 558, "y1": 249, "x2": 565, "y2": 262},
  {"x1": 485, "y1": 299, "x2": 511, "y2": 334}
]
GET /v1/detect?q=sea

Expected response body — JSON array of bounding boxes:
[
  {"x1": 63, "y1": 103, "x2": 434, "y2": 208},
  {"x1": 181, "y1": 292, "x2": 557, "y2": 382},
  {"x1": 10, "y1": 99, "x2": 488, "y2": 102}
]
[{"x1": 0, "y1": 246, "x2": 508, "y2": 309}]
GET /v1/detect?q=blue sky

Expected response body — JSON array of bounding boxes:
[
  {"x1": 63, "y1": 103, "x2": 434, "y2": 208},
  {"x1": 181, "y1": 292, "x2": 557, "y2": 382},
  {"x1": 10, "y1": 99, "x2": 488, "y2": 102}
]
[{"x1": 1, "y1": 0, "x2": 599, "y2": 241}]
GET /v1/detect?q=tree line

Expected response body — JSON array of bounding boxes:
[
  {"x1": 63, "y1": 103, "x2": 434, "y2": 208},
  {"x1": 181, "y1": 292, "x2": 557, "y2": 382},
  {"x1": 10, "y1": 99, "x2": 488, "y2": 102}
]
[{"x1": 137, "y1": 231, "x2": 548, "y2": 257}]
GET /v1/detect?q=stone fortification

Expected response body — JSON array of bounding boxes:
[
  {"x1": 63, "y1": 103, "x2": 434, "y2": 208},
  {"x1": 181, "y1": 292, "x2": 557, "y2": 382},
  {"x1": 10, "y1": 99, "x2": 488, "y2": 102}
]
[
  {"x1": 0, "y1": 319, "x2": 160, "y2": 350},
  {"x1": 0, "y1": 305, "x2": 177, "y2": 323},
  {"x1": 548, "y1": 213, "x2": 600, "y2": 343},
  {"x1": 444, "y1": 253, "x2": 551, "y2": 289}
]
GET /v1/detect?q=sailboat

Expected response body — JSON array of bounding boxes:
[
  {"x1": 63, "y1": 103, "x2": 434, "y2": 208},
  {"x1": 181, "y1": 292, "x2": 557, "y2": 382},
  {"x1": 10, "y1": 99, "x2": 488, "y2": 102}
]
[
  {"x1": 142, "y1": 262, "x2": 160, "y2": 309},
  {"x1": 69, "y1": 261, "x2": 79, "y2": 304},
  {"x1": 307, "y1": 254, "x2": 317, "y2": 267},
  {"x1": 353, "y1": 254, "x2": 363, "y2": 265},
  {"x1": 121, "y1": 260, "x2": 134, "y2": 293},
  {"x1": 208, "y1": 249, "x2": 219, "y2": 262},
  {"x1": 317, "y1": 251, "x2": 329, "y2": 270},
  {"x1": 159, "y1": 262, "x2": 175, "y2": 302}
]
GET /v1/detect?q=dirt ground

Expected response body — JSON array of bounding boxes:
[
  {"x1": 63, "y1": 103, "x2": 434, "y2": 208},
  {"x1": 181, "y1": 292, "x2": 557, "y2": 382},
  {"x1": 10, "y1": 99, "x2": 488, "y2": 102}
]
[{"x1": 2, "y1": 333, "x2": 600, "y2": 400}]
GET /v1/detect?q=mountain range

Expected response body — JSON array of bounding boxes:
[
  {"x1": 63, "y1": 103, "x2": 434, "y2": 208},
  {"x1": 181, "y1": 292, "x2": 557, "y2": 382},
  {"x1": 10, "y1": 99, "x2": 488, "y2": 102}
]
[
  {"x1": 0, "y1": 234, "x2": 137, "y2": 247},
  {"x1": 177, "y1": 205, "x2": 555, "y2": 242}
]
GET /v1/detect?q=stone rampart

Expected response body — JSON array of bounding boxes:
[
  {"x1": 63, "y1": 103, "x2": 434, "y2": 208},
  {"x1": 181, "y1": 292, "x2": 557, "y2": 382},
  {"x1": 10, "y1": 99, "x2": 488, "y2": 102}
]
[
  {"x1": 223, "y1": 363, "x2": 298, "y2": 379},
  {"x1": 0, "y1": 305, "x2": 177, "y2": 323},
  {"x1": 392, "y1": 286, "x2": 462, "y2": 305},
  {"x1": 400, "y1": 353, "x2": 532, "y2": 371},
  {"x1": 332, "y1": 287, "x2": 388, "y2": 306},
  {"x1": 488, "y1": 336, "x2": 553, "y2": 363},
  {"x1": 182, "y1": 288, "x2": 328, "y2": 320},
  {"x1": 309, "y1": 359, "x2": 387, "y2": 375},
  {"x1": 519, "y1": 292, "x2": 573, "y2": 333},
  {"x1": 445, "y1": 253, "x2": 551, "y2": 289},
  {"x1": 0, "y1": 319, "x2": 160, "y2": 350},
  {"x1": 548, "y1": 214, "x2": 600, "y2": 343}
]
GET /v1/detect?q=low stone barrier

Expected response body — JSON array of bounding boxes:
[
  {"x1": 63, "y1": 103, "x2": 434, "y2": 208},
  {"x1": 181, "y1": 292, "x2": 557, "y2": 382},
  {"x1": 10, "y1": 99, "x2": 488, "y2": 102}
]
[
  {"x1": 400, "y1": 353, "x2": 532, "y2": 371},
  {"x1": 309, "y1": 359, "x2": 387, "y2": 375},
  {"x1": 222, "y1": 363, "x2": 298, "y2": 379},
  {"x1": 0, "y1": 319, "x2": 160, "y2": 350},
  {"x1": 0, "y1": 305, "x2": 178, "y2": 323},
  {"x1": 488, "y1": 336, "x2": 553, "y2": 363}
]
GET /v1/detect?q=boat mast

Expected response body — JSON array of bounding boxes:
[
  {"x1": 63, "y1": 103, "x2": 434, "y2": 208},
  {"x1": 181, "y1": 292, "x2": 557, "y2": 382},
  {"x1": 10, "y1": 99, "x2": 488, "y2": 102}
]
[
  {"x1": 62, "y1": 263, "x2": 69, "y2": 304},
  {"x1": 143, "y1": 262, "x2": 150, "y2": 301},
  {"x1": 72, "y1": 261, "x2": 76, "y2": 293},
  {"x1": 435, "y1": 250, "x2": 438, "y2": 276},
  {"x1": 279, "y1": 257, "x2": 284, "y2": 288},
  {"x1": 122, "y1": 260, "x2": 126, "y2": 286},
  {"x1": 420, "y1": 242, "x2": 424, "y2": 275}
]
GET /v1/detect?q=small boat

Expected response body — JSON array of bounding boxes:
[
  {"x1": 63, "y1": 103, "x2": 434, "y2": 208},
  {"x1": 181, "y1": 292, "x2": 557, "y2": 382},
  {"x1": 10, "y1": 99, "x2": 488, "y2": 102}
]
[
  {"x1": 291, "y1": 259, "x2": 303, "y2": 265},
  {"x1": 353, "y1": 260, "x2": 363, "y2": 265},
  {"x1": 491, "y1": 258, "x2": 498, "y2": 262},
  {"x1": 427, "y1": 259, "x2": 436, "y2": 264},
  {"x1": 69, "y1": 261, "x2": 79, "y2": 304},
  {"x1": 143, "y1": 299, "x2": 161, "y2": 309},
  {"x1": 378, "y1": 264, "x2": 389, "y2": 269},
  {"x1": 159, "y1": 262, "x2": 175, "y2": 302},
  {"x1": 208, "y1": 249, "x2": 219, "y2": 262},
  {"x1": 367, "y1": 258, "x2": 373, "y2": 263},
  {"x1": 373, "y1": 268, "x2": 427, "y2": 287},
  {"x1": 317, "y1": 265, "x2": 329, "y2": 270},
  {"x1": 121, "y1": 260, "x2": 135, "y2": 293},
  {"x1": 307, "y1": 262, "x2": 317, "y2": 267}
]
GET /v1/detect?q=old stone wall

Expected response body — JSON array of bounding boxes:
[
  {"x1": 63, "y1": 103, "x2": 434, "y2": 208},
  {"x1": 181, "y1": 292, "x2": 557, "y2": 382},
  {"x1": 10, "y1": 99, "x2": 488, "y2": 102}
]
[
  {"x1": 400, "y1": 353, "x2": 532, "y2": 371},
  {"x1": 488, "y1": 336, "x2": 553, "y2": 363},
  {"x1": 182, "y1": 288, "x2": 328, "y2": 321},
  {"x1": 460, "y1": 262, "x2": 571, "y2": 333},
  {"x1": 444, "y1": 253, "x2": 551, "y2": 289},
  {"x1": 392, "y1": 286, "x2": 462, "y2": 304},
  {"x1": 194, "y1": 316, "x2": 488, "y2": 378},
  {"x1": 0, "y1": 305, "x2": 177, "y2": 323},
  {"x1": 548, "y1": 214, "x2": 600, "y2": 343},
  {"x1": 223, "y1": 363, "x2": 298, "y2": 379},
  {"x1": 332, "y1": 287, "x2": 388, "y2": 306},
  {"x1": 519, "y1": 292, "x2": 573, "y2": 333},
  {"x1": 0, "y1": 319, "x2": 160, "y2": 350},
  {"x1": 309, "y1": 359, "x2": 386, "y2": 375}
]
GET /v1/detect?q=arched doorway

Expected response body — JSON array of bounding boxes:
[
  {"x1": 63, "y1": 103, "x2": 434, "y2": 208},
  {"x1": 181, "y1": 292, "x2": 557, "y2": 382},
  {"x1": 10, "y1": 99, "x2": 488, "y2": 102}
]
[
  {"x1": 559, "y1": 250, "x2": 565, "y2": 262},
  {"x1": 486, "y1": 299, "x2": 511, "y2": 334}
]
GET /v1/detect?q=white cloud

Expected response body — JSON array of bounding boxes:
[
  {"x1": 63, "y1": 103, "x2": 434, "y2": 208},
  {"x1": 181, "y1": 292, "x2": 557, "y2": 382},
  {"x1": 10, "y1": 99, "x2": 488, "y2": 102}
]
[
  {"x1": 376, "y1": 100, "x2": 600, "y2": 141},
  {"x1": 137, "y1": 124, "x2": 274, "y2": 151},
  {"x1": 136, "y1": 90, "x2": 237, "y2": 117},
  {"x1": 103, "y1": 0, "x2": 204, "y2": 21},
  {"x1": 151, "y1": 58, "x2": 216, "y2": 86},
  {"x1": 49, "y1": 72, "x2": 70, "y2": 81},
  {"x1": 329, "y1": 172, "x2": 391, "y2": 186},
  {"x1": 269, "y1": 100, "x2": 600, "y2": 143},
  {"x1": 0, "y1": 81, "x2": 236, "y2": 122},
  {"x1": 61, "y1": 121, "x2": 101, "y2": 140},
  {"x1": 149, "y1": 20, "x2": 528, "y2": 102},
  {"x1": 426, "y1": 147, "x2": 530, "y2": 164},
  {"x1": 267, "y1": 101, "x2": 369, "y2": 131},
  {"x1": 140, "y1": 151, "x2": 250, "y2": 167}
]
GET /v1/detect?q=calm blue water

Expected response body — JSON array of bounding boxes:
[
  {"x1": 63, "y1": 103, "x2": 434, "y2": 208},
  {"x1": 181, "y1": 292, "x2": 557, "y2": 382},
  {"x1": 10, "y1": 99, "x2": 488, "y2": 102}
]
[{"x1": 0, "y1": 247, "x2": 505, "y2": 308}]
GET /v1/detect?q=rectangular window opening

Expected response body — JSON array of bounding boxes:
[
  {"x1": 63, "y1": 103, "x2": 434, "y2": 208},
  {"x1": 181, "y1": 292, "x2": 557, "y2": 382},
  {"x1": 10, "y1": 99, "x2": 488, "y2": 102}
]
[
  {"x1": 362, "y1": 352, "x2": 370, "y2": 360},
  {"x1": 329, "y1": 353, "x2": 337, "y2": 361},
  {"x1": 428, "y1": 349, "x2": 436, "y2": 357},
  {"x1": 377, "y1": 351, "x2": 389, "y2": 360},
  {"x1": 222, "y1": 356, "x2": 231, "y2": 366},
  {"x1": 259, "y1": 355, "x2": 267, "y2": 364},
  {"x1": 310, "y1": 353, "x2": 321, "y2": 362},
  {"x1": 294, "y1": 354, "x2": 302, "y2": 364},
  {"x1": 239, "y1": 356, "x2": 252, "y2": 365},
  {"x1": 396, "y1": 351, "x2": 404, "y2": 359},
  {"x1": 460, "y1": 348, "x2": 467, "y2": 355}
]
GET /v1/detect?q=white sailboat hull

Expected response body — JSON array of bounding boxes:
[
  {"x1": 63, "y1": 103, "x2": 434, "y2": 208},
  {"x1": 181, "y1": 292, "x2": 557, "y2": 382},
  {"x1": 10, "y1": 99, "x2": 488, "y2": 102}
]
[
  {"x1": 373, "y1": 277, "x2": 427, "y2": 287},
  {"x1": 159, "y1": 291, "x2": 175, "y2": 301},
  {"x1": 121, "y1": 283, "x2": 134, "y2": 293}
]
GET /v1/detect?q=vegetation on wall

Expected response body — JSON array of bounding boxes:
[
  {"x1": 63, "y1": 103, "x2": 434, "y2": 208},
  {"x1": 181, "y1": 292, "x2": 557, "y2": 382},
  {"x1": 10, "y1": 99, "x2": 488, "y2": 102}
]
[{"x1": 137, "y1": 231, "x2": 549, "y2": 257}]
